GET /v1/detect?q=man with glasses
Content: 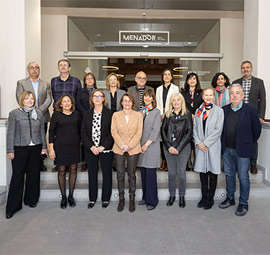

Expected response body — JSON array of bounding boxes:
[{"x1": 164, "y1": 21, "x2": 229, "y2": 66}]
[
  {"x1": 127, "y1": 71, "x2": 154, "y2": 111},
  {"x1": 16, "y1": 62, "x2": 52, "y2": 171}
]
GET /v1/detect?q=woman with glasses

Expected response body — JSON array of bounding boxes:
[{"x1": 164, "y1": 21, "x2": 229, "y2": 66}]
[
  {"x1": 81, "y1": 89, "x2": 114, "y2": 209},
  {"x1": 104, "y1": 73, "x2": 125, "y2": 113}
]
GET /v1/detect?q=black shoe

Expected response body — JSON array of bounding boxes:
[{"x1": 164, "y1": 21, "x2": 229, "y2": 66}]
[
  {"x1": 52, "y1": 166, "x2": 58, "y2": 172},
  {"x1": 235, "y1": 204, "x2": 248, "y2": 216},
  {"x1": 147, "y1": 205, "x2": 155, "y2": 210},
  {"x1": 6, "y1": 212, "x2": 13, "y2": 219},
  {"x1": 219, "y1": 197, "x2": 235, "y2": 209},
  {"x1": 166, "y1": 196, "x2": 175, "y2": 206},
  {"x1": 60, "y1": 196, "x2": 67, "y2": 209},
  {"x1": 138, "y1": 200, "x2": 146, "y2": 205},
  {"x1": 186, "y1": 166, "x2": 191, "y2": 171},
  {"x1": 179, "y1": 196, "x2": 186, "y2": 208},
  {"x1": 204, "y1": 199, "x2": 214, "y2": 210},
  {"x1": 88, "y1": 201, "x2": 95, "y2": 209},
  {"x1": 40, "y1": 165, "x2": 47, "y2": 172},
  {"x1": 102, "y1": 201, "x2": 109, "y2": 208},
  {"x1": 29, "y1": 204, "x2": 37, "y2": 208},
  {"x1": 68, "y1": 196, "x2": 76, "y2": 207},
  {"x1": 197, "y1": 197, "x2": 207, "y2": 208}
]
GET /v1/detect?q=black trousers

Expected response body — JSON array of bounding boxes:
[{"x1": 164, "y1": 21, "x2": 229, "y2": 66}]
[
  {"x1": 199, "y1": 172, "x2": 218, "y2": 200},
  {"x1": 86, "y1": 151, "x2": 113, "y2": 202},
  {"x1": 6, "y1": 144, "x2": 42, "y2": 214}
]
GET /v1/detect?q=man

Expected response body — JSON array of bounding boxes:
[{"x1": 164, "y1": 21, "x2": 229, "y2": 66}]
[
  {"x1": 219, "y1": 84, "x2": 261, "y2": 216},
  {"x1": 233, "y1": 61, "x2": 266, "y2": 174},
  {"x1": 16, "y1": 62, "x2": 52, "y2": 171},
  {"x1": 127, "y1": 71, "x2": 154, "y2": 111}
]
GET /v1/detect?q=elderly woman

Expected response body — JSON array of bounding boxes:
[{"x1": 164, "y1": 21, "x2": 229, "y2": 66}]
[
  {"x1": 161, "y1": 93, "x2": 193, "y2": 208},
  {"x1": 111, "y1": 93, "x2": 143, "y2": 213},
  {"x1": 137, "y1": 89, "x2": 161, "y2": 210},
  {"x1": 211, "y1": 72, "x2": 230, "y2": 107},
  {"x1": 104, "y1": 73, "x2": 125, "y2": 113},
  {"x1": 6, "y1": 91, "x2": 47, "y2": 219},
  {"x1": 193, "y1": 88, "x2": 224, "y2": 209},
  {"x1": 49, "y1": 95, "x2": 81, "y2": 209},
  {"x1": 81, "y1": 89, "x2": 114, "y2": 209}
]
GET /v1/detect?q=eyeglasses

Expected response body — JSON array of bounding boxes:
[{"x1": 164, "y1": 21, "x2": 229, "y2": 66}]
[
  {"x1": 93, "y1": 95, "x2": 104, "y2": 99},
  {"x1": 136, "y1": 77, "x2": 146, "y2": 80},
  {"x1": 28, "y1": 66, "x2": 39, "y2": 70},
  {"x1": 86, "y1": 78, "x2": 94, "y2": 81},
  {"x1": 109, "y1": 78, "x2": 117, "y2": 82},
  {"x1": 59, "y1": 64, "x2": 68, "y2": 67}
]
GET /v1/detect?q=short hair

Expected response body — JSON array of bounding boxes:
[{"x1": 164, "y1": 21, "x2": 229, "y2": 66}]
[
  {"x1": 202, "y1": 87, "x2": 216, "y2": 97},
  {"x1": 55, "y1": 94, "x2": 75, "y2": 112},
  {"x1": 161, "y1": 68, "x2": 174, "y2": 85},
  {"x1": 18, "y1": 91, "x2": 36, "y2": 108},
  {"x1": 165, "y1": 93, "x2": 187, "y2": 118},
  {"x1": 105, "y1": 73, "x2": 120, "y2": 90},
  {"x1": 27, "y1": 62, "x2": 39, "y2": 69},
  {"x1": 211, "y1": 72, "x2": 230, "y2": 88},
  {"x1": 182, "y1": 72, "x2": 202, "y2": 93},
  {"x1": 83, "y1": 73, "x2": 97, "y2": 90},
  {"x1": 142, "y1": 89, "x2": 157, "y2": 109},
  {"x1": 228, "y1": 83, "x2": 244, "y2": 94},
  {"x1": 241, "y1": 60, "x2": 252, "y2": 67},
  {"x1": 119, "y1": 93, "x2": 135, "y2": 109},
  {"x1": 89, "y1": 89, "x2": 107, "y2": 107},
  {"x1": 58, "y1": 59, "x2": 71, "y2": 67}
]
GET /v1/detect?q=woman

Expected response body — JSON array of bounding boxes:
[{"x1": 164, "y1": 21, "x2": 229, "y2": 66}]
[
  {"x1": 49, "y1": 95, "x2": 81, "y2": 209},
  {"x1": 211, "y1": 72, "x2": 230, "y2": 107},
  {"x1": 193, "y1": 88, "x2": 224, "y2": 209},
  {"x1": 111, "y1": 93, "x2": 143, "y2": 213},
  {"x1": 161, "y1": 93, "x2": 193, "y2": 208},
  {"x1": 181, "y1": 72, "x2": 203, "y2": 171},
  {"x1": 81, "y1": 89, "x2": 114, "y2": 209},
  {"x1": 6, "y1": 91, "x2": 47, "y2": 219},
  {"x1": 137, "y1": 89, "x2": 161, "y2": 210},
  {"x1": 104, "y1": 73, "x2": 125, "y2": 113},
  {"x1": 156, "y1": 68, "x2": 179, "y2": 171}
]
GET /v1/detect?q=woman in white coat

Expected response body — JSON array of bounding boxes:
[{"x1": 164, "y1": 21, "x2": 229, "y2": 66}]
[{"x1": 193, "y1": 88, "x2": 224, "y2": 209}]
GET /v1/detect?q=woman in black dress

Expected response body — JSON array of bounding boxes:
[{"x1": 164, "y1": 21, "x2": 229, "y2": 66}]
[{"x1": 49, "y1": 95, "x2": 81, "y2": 209}]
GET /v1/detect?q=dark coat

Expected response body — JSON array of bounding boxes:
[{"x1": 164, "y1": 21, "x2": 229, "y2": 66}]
[
  {"x1": 81, "y1": 106, "x2": 113, "y2": 151},
  {"x1": 80, "y1": 89, "x2": 93, "y2": 116},
  {"x1": 181, "y1": 89, "x2": 203, "y2": 115},
  {"x1": 221, "y1": 103, "x2": 261, "y2": 158},
  {"x1": 161, "y1": 111, "x2": 193, "y2": 153},
  {"x1": 233, "y1": 76, "x2": 266, "y2": 119}
]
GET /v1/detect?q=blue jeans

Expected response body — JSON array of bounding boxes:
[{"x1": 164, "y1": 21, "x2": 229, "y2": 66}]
[{"x1": 223, "y1": 147, "x2": 250, "y2": 205}]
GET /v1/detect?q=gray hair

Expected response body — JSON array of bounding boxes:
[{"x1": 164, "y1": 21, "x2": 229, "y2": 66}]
[
  {"x1": 229, "y1": 83, "x2": 243, "y2": 93},
  {"x1": 27, "y1": 62, "x2": 39, "y2": 69}
]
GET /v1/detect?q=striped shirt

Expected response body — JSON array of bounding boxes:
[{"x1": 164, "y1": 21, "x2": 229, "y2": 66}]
[
  {"x1": 242, "y1": 77, "x2": 252, "y2": 103},
  {"x1": 139, "y1": 88, "x2": 145, "y2": 109}
]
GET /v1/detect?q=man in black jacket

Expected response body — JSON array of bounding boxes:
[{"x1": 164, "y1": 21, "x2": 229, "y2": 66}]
[{"x1": 233, "y1": 61, "x2": 266, "y2": 174}]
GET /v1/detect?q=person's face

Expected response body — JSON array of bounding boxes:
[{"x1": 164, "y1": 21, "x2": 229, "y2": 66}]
[
  {"x1": 172, "y1": 95, "x2": 182, "y2": 110},
  {"x1": 143, "y1": 94, "x2": 153, "y2": 106},
  {"x1": 187, "y1": 75, "x2": 197, "y2": 88},
  {"x1": 23, "y1": 94, "x2": 35, "y2": 108},
  {"x1": 122, "y1": 96, "x2": 133, "y2": 110},
  {"x1": 217, "y1": 74, "x2": 226, "y2": 87},
  {"x1": 109, "y1": 75, "x2": 118, "y2": 88},
  {"x1": 241, "y1": 63, "x2": 253, "y2": 78},
  {"x1": 229, "y1": 86, "x2": 244, "y2": 106},
  {"x1": 92, "y1": 91, "x2": 104, "y2": 106},
  {"x1": 163, "y1": 70, "x2": 172, "y2": 84},
  {"x1": 135, "y1": 72, "x2": 147, "y2": 87},
  {"x1": 85, "y1": 75, "x2": 95, "y2": 88},
  {"x1": 203, "y1": 89, "x2": 214, "y2": 104},
  {"x1": 27, "y1": 62, "x2": 40, "y2": 78},
  {"x1": 61, "y1": 96, "x2": 72, "y2": 111},
  {"x1": 58, "y1": 61, "x2": 71, "y2": 74}
]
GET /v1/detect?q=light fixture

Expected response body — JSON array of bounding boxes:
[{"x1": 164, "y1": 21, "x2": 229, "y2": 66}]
[
  {"x1": 173, "y1": 67, "x2": 189, "y2": 71},
  {"x1": 143, "y1": 45, "x2": 149, "y2": 48},
  {"x1": 116, "y1": 74, "x2": 124, "y2": 78},
  {"x1": 102, "y1": 65, "x2": 119, "y2": 71},
  {"x1": 173, "y1": 74, "x2": 183, "y2": 78}
]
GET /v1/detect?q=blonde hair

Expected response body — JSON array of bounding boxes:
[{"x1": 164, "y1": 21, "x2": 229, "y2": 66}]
[
  {"x1": 165, "y1": 93, "x2": 187, "y2": 118},
  {"x1": 19, "y1": 91, "x2": 36, "y2": 108},
  {"x1": 202, "y1": 87, "x2": 215, "y2": 96},
  {"x1": 105, "y1": 73, "x2": 120, "y2": 90}
]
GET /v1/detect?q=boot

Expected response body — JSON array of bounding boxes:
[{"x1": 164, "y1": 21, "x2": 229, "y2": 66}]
[
  {"x1": 197, "y1": 196, "x2": 207, "y2": 208},
  {"x1": 129, "y1": 195, "x2": 135, "y2": 213},
  {"x1": 117, "y1": 198, "x2": 125, "y2": 212},
  {"x1": 160, "y1": 160, "x2": 166, "y2": 170},
  {"x1": 203, "y1": 197, "x2": 214, "y2": 210},
  {"x1": 164, "y1": 160, "x2": 168, "y2": 171}
]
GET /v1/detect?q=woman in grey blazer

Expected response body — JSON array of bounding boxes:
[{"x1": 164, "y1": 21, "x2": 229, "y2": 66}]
[
  {"x1": 137, "y1": 89, "x2": 161, "y2": 210},
  {"x1": 193, "y1": 88, "x2": 224, "y2": 210},
  {"x1": 103, "y1": 73, "x2": 125, "y2": 113},
  {"x1": 6, "y1": 91, "x2": 47, "y2": 219}
]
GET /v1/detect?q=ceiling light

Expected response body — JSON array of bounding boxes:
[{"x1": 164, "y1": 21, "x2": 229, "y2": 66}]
[
  {"x1": 173, "y1": 74, "x2": 183, "y2": 78},
  {"x1": 102, "y1": 66, "x2": 119, "y2": 71},
  {"x1": 116, "y1": 74, "x2": 124, "y2": 78},
  {"x1": 173, "y1": 67, "x2": 189, "y2": 71},
  {"x1": 143, "y1": 45, "x2": 149, "y2": 48}
]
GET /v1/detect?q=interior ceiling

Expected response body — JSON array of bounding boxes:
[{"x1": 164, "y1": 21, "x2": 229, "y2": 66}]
[{"x1": 41, "y1": 0, "x2": 244, "y2": 11}]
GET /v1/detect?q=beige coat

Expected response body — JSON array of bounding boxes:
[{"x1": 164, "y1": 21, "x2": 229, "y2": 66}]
[{"x1": 111, "y1": 110, "x2": 143, "y2": 155}]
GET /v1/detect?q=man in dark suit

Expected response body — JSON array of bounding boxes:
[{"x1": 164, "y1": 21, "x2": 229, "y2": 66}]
[
  {"x1": 219, "y1": 84, "x2": 261, "y2": 216},
  {"x1": 16, "y1": 62, "x2": 52, "y2": 171},
  {"x1": 233, "y1": 61, "x2": 266, "y2": 174}
]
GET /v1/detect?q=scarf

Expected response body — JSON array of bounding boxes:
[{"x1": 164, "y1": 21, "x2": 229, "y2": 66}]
[
  {"x1": 141, "y1": 104, "x2": 152, "y2": 116},
  {"x1": 23, "y1": 106, "x2": 37, "y2": 120},
  {"x1": 196, "y1": 103, "x2": 213, "y2": 120},
  {"x1": 215, "y1": 86, "x2": 227, "y2": 107}
]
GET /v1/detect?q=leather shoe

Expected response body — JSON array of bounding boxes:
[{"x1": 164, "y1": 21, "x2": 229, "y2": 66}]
[
  {"x1": 166, "y1": 196, "x2": 175, "y2": 206},
  {"x1": 117, "y1": 199, "x2": 125, "y2": 212},
  {"x1": 28, "y1": 204, "x2": 37, "y2": 208},
  {"x1": 138, "y1": 200, "x2": 146, "y2": 205},
  {"x1": 203, "y1": 199, "x2": 214, "y2": 210},
  {"x1": 197, "y1": 197, "x2": 207, "y2": 208},
  {"x1": 129, "y1": 199, "x2": 135, "y2": 213},
  {"x1": 40, "y1": 165, "x2": 47, "y2": 172},
  {"x1": 88, "y1": 201, "x2": 95, "y2": 209},
  {"x1": 179, "y1": 196, "x2": 185, "y2": 208},
  {"x1": 235, "y1": 204, "x2": 248, "y2": 216},
  {"x1": 250, "y1": 165, "x2": 258, "y2": 174},
  {"x1": 219, "y1": 197, "x2": 235, "y2": 209},
  {"x1": 6, "y1": 212, "x2": 13, "y2": 219},
  {"x1": 147, "y1": 205, "x2": 155, "y2": 210},
  {"x1": 102, "y1": 201, "x2": 109, "y2": 208},
  {"x1": 68, "y1": 196, "x2": 76, "y2": 207},
  {"x1": 60, "y1": 196, "x2": 67, "y2": 209}
]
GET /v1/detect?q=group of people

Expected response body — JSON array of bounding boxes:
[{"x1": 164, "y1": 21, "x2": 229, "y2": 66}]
[{"x1": 6, "y1": 59, "x2": 265, "y2": 219}]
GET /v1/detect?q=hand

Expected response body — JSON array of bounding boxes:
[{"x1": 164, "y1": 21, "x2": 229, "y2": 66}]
[
  {"x1": 192, "y1": 114, "x2": 195, "y2": 121},
  {"x1": 121, "y1": 145, "x2": 130, "y2": 153},
  {"x1": 97, "y1": 146, "x2": 105, "y2": 153},
  {"x1": 168, "y1": 146, "x2": 179, "y2": 155},
  {"x1": 197, "y1": 142, "x2": 206, "y2": 151},
  {"x1": 90, "y1": 146, "x2": 99, "y2": 155},
  {"x1": 260, "y1": 118, "x2": 264, "y2": 124},
  {"x1": 41, "y1": 149, "x2": 48, "y2": 155},
  {"x1": 141, "y1": 144, "x2": 149, "y2": 154},
  {"x1": 7, "y1": 153, "x2": 14, "y2": 160},
  {"x1": 49, "y1": 149, "x2": 56, "y2": 160},
  {"x1": 202, "y1": 146, "x2": 209, "y2": 152},
  {"x1": 161, "y1": 114, "x2": 165, "y2": 120}
]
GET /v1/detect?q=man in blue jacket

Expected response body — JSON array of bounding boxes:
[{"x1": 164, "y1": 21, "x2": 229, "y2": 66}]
[{"x1": 219, "y1": 84, "x2": 261, "y2": 216}]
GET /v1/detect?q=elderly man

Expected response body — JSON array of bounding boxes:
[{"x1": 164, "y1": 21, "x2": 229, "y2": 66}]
[
  {"x1": 219, "y1": 84, "x2": 261, "y2": 216},
  {"x1": 127, "y1": 71, "x2": 154, "y2": 111},
  {"x1": 233, "y1": 61, "x2": 266, "y2": 174},
  {"x1": 16, "y1": 62, "x2": 52, "y2": 171}
]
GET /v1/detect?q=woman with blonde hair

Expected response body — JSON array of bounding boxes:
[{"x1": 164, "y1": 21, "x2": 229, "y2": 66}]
[{"x1": 161, "y1": 93, "x2": 193, "y2": 208}]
